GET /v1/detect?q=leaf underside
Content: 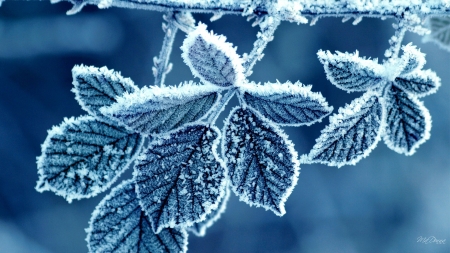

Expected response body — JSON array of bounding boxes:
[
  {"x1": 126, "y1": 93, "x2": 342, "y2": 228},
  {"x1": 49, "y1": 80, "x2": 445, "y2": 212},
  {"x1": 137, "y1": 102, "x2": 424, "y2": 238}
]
[
  {"x1": 223, "y1": 107, "x2": 299, "y2": 216},
  {"x1": 36, "y1": 116, "x2": 144, "y2": 202},
  {"x1": 306, "y1": 92, "x2": 383, "y2": 167},
  {"x1": 135, "y1": 124, "x2": 226, "y2": 233},
  {"x1": 102, "y1": 90, "x2": 219, "y2": 135},
  {"x1": 87, "y1": 179, "x2": 188, "y2": 253},
  {"x1": 383, "y1": 85, "x2": 430, "y2": 155},
  {"x1": 72, "y1": 65, "x2": 137, "y2": 121}
]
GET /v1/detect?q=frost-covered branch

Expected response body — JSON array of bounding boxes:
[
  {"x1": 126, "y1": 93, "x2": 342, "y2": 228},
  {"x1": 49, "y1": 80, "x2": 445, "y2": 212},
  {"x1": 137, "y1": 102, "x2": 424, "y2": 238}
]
[{"x1": 54, "y1": 0, "x2": 450, "y2": 20}]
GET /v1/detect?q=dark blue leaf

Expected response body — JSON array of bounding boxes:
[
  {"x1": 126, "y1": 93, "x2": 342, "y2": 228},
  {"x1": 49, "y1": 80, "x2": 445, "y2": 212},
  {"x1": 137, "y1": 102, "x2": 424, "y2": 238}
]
[
  {"x1": 87, "y1": 179, "x2": 188, "y2": 253},
  {"x1": 383, "y1": 85, "x2": 431, "y2": 155},
  {"x1": 134, "y1": 124, "x2": 226, "y2": 233},
  {"x1": 223, "y1": 107, "x2": 300, "y2": 216},
  {"x1": 36, "y1": 116, "x2": 144, "y2": 202},
  {"x1": 304, "y1": 91, "x2": 383, "y2": 167},
  {"x1": 394, "y1": 70, "x2": 440, "y2": 97},
  {"x1": 240, "y1": 81, "x2": 333, "y2": 126}
]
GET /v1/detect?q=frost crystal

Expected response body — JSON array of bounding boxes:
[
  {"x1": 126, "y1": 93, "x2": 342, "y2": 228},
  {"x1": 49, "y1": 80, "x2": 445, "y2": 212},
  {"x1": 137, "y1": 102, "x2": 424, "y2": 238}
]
[
  {"x1": 305, "y1": 91, "x2": 383, "y2": 168},
  {"x1": 181, "y1": 23, "x2": 245, "y2": 87},
  {"x1": 223, "y1": 107, "x2": 299, "y2": 216},
  {"x1": 187, "y1": 185, "x2": 230, "y2": 237},
  {"x1": 87, "y1": 179, "x2": 188, "y2": 253},
  {"x1": 134, "y1": 124, "x2": 226, "y2": 233},
  {"x1": 240, "y1": 81, "x2": 333, "y2": 126},
  {"x1": 72, "y1": 65, "x2": 138, "y2": 122},
  {"x1": 36, "y1": 116, "x2": 144, "y2": 202},
  {"x1": 101, "y1": 82, "x2": 220, "y2": 135}
]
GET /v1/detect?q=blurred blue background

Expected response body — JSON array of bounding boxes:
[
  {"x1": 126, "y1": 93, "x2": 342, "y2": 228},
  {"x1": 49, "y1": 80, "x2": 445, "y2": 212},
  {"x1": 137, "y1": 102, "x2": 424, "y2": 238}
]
[{"x1": 0, "y1": 2, "x2": 449, "y2": 253}]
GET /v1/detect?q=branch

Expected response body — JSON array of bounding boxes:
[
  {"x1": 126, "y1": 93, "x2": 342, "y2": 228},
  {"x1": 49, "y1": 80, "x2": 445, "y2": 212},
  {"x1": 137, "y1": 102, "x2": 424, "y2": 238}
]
[{"x1": 54, "y1": 0, "x2": 450, "y2": 20}]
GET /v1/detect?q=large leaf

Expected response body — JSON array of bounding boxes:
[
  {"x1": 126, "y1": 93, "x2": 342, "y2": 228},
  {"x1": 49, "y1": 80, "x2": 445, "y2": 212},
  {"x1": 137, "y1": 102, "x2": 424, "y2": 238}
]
[
  {"x1": 101, "y1": 82, "x2": 220, "y2": 135},
  {"x1": 87, "y1": 179, "x2": 188, "y2": 253},
  {"x1": 134, "y1": 124, "x2": 226, "y2": 233},
  {"x1": 187, "y1": 185, "x2": 230, "y2": 237},
  {"x1": 181, "y1": 23, "x2": 244, "y2": 87},
  {"x1": 223, "y1": 107, "x2": 300, "y2": 216},
  {"x1": 36, "y1": 116, "x2": 144, "y2": 202},
  {"x1": 423, "y1": 16, "x2": 450, "y2": 52},
  {"x1": 240, "y1": 81, "x2": 333, "y2": 126},
  {"x1": 304, "y1": 91, "x2": 383, "y2": 167},
  {"x1": 394, "y1": 70, "x2": 440, "y2": 97},
  {"x1": 72, "y1": 65, "x2": 138, "y2": 121},
  {"x1": 383, "y1": 86, "x2": 431, "y2": 155},
  {"x1": 317, "y1": 50, "x2": 385, "y2": 92}
]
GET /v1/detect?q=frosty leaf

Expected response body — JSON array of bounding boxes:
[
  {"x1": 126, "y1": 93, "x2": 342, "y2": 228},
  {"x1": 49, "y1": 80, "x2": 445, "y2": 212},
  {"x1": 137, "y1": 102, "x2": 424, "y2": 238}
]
[
  {"x1": 72, "y1": 65, "x2": 138, "y2": 121},
  {"x1": 423, "y1": 16, "x2": 450, "y2": 52},
  {"x1": 305, "y1": 91, "x2": 383, "y2": 167},
  {"x1": 134, "y1": 124, "x2": 226, "y2": 233},
  {"x1": 87, "y1": 179, "x2": 188, "y2": 253},
  {"x1": 223, "y1": 107, "x2": 299, "y2": 216},
  {"x1": 181, "y1": 23, "x2": 244, "y2": 87},
  {"x1": 187, "y1": 185, "x2": 230, "y2": 237},
  {"x1": 383, "y1": 86, "x2": 431, "y2": 155},
  {"x1": 317, "y1": 50, "x2": 384, "y2": 92},
  {"x1": 399, "y1": 44, "x2": 426, "y2": 75},
  {"x1": 394, "y1": 70, "x2": 440, "y2": 97},
  {"x1": 240, "y1": 81, "x2": 333, "y2": 126},
  {"x1": 101, "y1": 82, "x2": 220, "y2": 135},
  {"x1": 36, "y1": 116, "x2": 144, "y2": 202}
]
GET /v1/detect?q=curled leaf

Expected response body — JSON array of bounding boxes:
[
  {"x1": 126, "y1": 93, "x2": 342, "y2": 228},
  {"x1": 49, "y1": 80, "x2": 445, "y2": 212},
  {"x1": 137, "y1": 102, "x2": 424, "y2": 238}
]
[
  {"x1": 87, "y1": 179, "x2": 188, "y2": 253},
  {"x1": 135, "y1": 124, "x2": 226, "y2": 233},
  {"x1": 36, "y1": 116, "x2": 144, "y2": 202}
]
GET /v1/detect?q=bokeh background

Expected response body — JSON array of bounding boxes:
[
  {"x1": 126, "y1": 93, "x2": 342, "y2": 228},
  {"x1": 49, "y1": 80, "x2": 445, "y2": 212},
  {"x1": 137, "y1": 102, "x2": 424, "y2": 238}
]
[{"x1": 0, "y1": 2, "x2": 449, "y2": 253}]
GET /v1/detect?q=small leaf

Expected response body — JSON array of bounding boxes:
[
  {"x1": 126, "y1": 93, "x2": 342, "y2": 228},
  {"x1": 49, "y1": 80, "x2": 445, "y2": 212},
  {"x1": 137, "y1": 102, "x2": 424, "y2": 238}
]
[
  {"x1": 101, "y1": 82, "x2": 220, "y2": 135},
  {"x1": 36, "y1": 116, "x2": 144, "y2": 202},
  {"x1": 394, "y1": 70, "x2": 440, "y2": 97},
  {"x1": 187, "y1": 185, "x2": 230, "y2": 237},
  {"x1": 304, "y1": 91, "x2": 383, "y2": 167},
  {"x1": 72, "y1": 65, "x2": 138, "y2": 121},
  {"x1": 240, "y1": 81, "x2": 333, "y2": 126},
  {"x1": 317, "y1": 50, "x2": 385, "y2": 92},
  {"x1": 87, "y1": 179, "x2": 188, "y2": 253},
  {"x1": 181, "y1": 23, "x2": 244, "y2": 87},
  {"x1": 423, "y1": 16, "x2": 450, "y2": 52},
  {"x1": 134, "y1": 124, "x2": 226, "y2": 233},
  {"x1": 223, "y1": 107, "x2": 300, "y2": 216},
  {"x1": 383, "y1": 86, "x2": 431, "y2": 155},
  {"x1": 399, "y1": 44, "x2": 426, "y2": 75}
]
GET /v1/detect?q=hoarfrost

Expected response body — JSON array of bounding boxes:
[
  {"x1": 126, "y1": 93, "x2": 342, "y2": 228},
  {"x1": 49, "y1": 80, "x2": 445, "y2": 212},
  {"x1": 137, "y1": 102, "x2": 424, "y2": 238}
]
[
  {"x1": 87, "y1": 179, "x2": 188, "y2": 253},
  {"x1": 223, "y1": 107, "x2": 299, "y2": 216},
  {"x1": 134, "y1": 124, "x2": 226, "y2": 233}
]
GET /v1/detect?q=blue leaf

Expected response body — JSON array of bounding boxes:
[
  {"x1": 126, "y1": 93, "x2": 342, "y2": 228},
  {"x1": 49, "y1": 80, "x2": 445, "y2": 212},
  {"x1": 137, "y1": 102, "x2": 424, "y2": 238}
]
[
  {"x1": 399, "y1": 44, "x2": 426, "y2": 75},
  {"x1": 134, "y1": 124, "x2": 226, "y2": 233},
  {"x1": 87, "y1": 179, "x2": 188, "y2": 253},
  {"x1": 101, "y1": 82, "x2": 220, "y2": 135},
  {"x1": 36, "y1": 116, "x2": 144, "y2": 202},
  {"x1": 304, "y1": 91, "x2": 383, "y2": 167},
  {"x1": 187, "y1": 185, "x2": 230, "y2": 237},
  {"x1": 383, "y1": 85, "x2": 431, "y2": 155},
  {"x1": 72, "y1": 65, "x2": 138, "y2": 121},
  {"x1": 240, "y1": 81, "x2": 333, "y2": 126},
  {"x1": 394, "y1": 70, "x2": 440, "y2": 97},
  {"x1": 223, "y1": 107, "x2": 300, "y2": 216},
  {"x1": 181, "y1": 23, "x2": 245, "y2": 87},
  {"x1": 317, "y1": 50, "x2": 385, "y2": 92}
]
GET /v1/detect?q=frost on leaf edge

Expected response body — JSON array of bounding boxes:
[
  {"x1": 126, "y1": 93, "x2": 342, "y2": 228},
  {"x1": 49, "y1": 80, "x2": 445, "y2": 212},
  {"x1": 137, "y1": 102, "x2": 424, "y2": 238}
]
[
  {"x1": 238, "y1": 81, "x2": 334, "y2": 126},
  {"x1": 72, "y1": 64, "x2": 138, "y2": 120},
  {"x1": 222, "y1": 106, "x2": 300, "y2": 216},
  {"x1": 180, "y1": 22, "x2": 245, "y2": 87},
  {"x1": 36, "y1": 115, "x2": 144, "y2": 203},
  {"x1": 134, "y1": 123, "x2": 228, "y2": 233}
]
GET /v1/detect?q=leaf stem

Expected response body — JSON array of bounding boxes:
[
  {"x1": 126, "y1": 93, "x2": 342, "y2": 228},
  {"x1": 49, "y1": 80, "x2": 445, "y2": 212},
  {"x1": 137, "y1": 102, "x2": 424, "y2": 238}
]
[{"x1": 206, "y1": 88, "x2": 237, "y2": 125}]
